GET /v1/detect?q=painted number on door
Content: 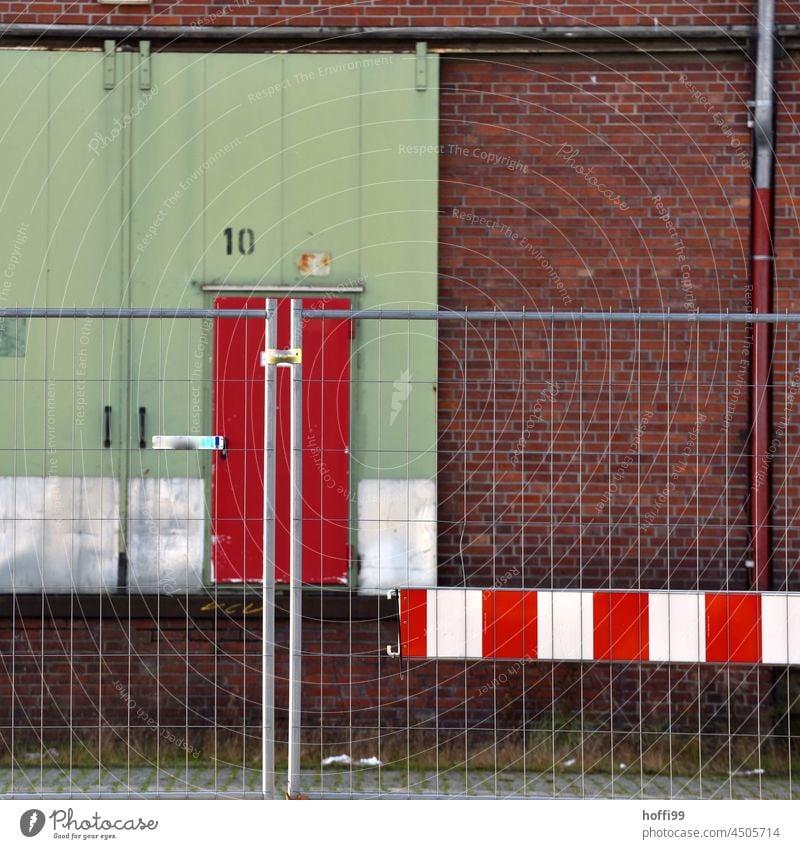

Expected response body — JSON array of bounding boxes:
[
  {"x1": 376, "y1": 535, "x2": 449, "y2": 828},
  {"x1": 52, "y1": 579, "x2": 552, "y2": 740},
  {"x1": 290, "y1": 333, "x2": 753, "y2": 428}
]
[{"x1": 224, "y1": 227, "x2": 255, "y2": 256}]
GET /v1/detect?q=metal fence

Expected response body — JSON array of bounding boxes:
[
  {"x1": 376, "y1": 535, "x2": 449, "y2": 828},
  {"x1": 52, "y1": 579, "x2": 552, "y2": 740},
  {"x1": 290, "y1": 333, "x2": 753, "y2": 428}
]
[{"x1": 0, "y1": 305, "x2": 799, "y2": 799}]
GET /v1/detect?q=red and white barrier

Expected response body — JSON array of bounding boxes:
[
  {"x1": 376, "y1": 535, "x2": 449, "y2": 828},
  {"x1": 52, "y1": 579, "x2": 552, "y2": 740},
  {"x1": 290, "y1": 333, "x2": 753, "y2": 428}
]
[{"x1": 397, "y1": 588, "x2": 800, "y2": 665}]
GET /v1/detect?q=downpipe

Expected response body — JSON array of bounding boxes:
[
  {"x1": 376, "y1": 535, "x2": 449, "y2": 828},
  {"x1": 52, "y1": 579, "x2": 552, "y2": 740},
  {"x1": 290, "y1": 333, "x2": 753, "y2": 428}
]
[{"x1": 749, "y1": 0, "x2": 776, "y2": 591}]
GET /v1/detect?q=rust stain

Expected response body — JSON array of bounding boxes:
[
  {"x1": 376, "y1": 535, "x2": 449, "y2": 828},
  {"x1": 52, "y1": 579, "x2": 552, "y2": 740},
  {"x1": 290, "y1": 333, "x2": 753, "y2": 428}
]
[{"x1": 298, "y1": 251, "x2": 331, "y2": 277}]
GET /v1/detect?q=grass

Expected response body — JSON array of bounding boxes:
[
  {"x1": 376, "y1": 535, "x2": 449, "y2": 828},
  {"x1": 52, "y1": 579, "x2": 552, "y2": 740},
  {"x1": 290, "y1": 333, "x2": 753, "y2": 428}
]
[{"x1": 2, "y1": 724, "x2": 797, "y2": 779}]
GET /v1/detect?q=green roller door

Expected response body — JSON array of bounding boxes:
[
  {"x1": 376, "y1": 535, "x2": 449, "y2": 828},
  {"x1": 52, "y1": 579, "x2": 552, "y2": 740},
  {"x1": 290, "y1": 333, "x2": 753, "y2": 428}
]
[{"x1": 0, "y1": 46, "x2": 439, "y2": 592}]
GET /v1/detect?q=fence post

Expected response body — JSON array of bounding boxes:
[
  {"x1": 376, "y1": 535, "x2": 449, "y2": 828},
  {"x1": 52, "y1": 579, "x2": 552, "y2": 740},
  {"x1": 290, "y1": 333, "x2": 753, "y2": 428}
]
[
  {"x1": 287, "y1": 299, "x2": 304, "y2": 798},
  {"x1": 262, "y1": 299, "x2": 277, "y2": 799}
]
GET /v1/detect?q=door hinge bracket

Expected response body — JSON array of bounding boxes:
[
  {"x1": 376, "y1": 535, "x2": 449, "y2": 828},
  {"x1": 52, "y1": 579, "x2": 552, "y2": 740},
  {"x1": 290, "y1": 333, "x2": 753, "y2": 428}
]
[
  {"x1": 103, "y1": 40, "x2": 116, "y2": 90},
  {"x1": 415, "y1": 41, "x2": 428, "y2": 91},
  {"x1": 139, "y1": 40, "x2": 152, "y2": 91},
  {"x1": 262, "y1": 348, "x2": 302, "y2": 366}
]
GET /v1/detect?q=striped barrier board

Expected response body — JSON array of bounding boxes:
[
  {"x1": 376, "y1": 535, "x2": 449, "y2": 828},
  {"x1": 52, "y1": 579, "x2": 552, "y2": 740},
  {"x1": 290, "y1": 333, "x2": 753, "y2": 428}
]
[{"x1": 396, "y1": 588, "x2": 800, "y2": 665}]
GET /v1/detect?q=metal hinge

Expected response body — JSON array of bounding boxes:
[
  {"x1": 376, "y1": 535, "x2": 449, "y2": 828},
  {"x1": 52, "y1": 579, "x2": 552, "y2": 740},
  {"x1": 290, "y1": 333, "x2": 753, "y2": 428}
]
[
  {"x1": 103, "y1": 40, "x2": 116, "y2": 90},
  {"x1": 262, "y1": 348, "x2": 302, "y2": 366},
  {"x1": 139, "y1": 41, "x2": 151, "y2": 91},
  {"x1": 415, "y1": 42, "x2": 428, "y2": 91}
]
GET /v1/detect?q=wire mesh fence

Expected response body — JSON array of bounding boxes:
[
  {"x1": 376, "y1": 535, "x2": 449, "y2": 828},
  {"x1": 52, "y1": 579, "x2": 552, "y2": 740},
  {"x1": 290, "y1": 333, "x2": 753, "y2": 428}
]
[{"x1": 0, "y1": 306, "x2": 798, "y2": 799}]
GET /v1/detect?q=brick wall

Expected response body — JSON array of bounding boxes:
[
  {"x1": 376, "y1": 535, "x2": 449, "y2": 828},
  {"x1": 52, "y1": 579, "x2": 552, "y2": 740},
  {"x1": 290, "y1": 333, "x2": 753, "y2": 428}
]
[
  {"x1": 769, "y1": 63, "x2": 800, "y2": 591},
  {"x1": 0, "y1": 2, "x2": 759, "y2": 30},
  {"x1": 436, "y1": 58, "x2": 755, "y2": 591},
  {"x1": 0, "y1": 614, "x2": 775, "y2": 764}
]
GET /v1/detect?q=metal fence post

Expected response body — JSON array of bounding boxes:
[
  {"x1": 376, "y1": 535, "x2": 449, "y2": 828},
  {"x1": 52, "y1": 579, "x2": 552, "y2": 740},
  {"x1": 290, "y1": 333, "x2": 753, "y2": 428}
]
[
  {"x1": 287, "y1": 299, "x2": 304, "y2": 799},
  {"x1": 262, "y1": 299, "x2": 277, "y2": 799}
]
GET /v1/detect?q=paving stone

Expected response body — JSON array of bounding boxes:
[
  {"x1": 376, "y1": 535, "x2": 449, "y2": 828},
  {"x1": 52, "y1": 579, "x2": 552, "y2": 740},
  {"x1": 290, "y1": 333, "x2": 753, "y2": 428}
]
[{"x1": 0, "y1": 765, "x2": 795, "y2": 799}]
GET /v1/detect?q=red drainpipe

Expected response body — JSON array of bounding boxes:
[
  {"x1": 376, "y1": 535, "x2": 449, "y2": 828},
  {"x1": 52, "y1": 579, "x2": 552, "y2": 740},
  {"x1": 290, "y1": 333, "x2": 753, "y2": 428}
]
[
  {"x1": 750, "y1": 190, "x2": 772, "y2": 591},
  {"x1": 749, "y1": 0, "x2": 776, "y2": 591}
]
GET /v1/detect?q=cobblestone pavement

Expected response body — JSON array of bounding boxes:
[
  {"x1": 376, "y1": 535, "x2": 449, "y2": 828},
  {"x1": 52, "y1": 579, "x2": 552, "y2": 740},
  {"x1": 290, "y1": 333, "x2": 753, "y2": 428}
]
[{"x1": 0, "y1": 765, "x2": 795, "y2": 799}]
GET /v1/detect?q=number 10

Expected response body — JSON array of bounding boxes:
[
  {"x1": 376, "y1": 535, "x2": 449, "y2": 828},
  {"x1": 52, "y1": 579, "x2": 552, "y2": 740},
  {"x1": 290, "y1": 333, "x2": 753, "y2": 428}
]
[{"x1": 224, "y1": 227, "x2": 255, "y2": 255}]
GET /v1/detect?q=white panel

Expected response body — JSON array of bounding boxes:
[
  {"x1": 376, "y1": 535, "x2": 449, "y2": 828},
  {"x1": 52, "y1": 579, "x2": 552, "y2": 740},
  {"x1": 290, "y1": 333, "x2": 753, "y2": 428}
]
[
  {"x1": 0, "y1": 476, "x2": 119, "y2": 591},
  {"x1": 648, "y1": 592, "x2": 704, "y2": 663},
  {"x1": 668, "y1": 593, "x2": 706, "y2": 663},
  {"x1": 465, "y1": 590, "x2": 483, "y2": 657},
  {"x1": 551, "y1": 591, "x2": 592, "y2": 661},
  {"x1": 127, "y1": 478, "x2": 205, "y2": 592},
  {"x1": 436, "y1": 589, "x2": 468, "y2": 658},
  {"x1": 426, "y1": 588, "x2": 437, "y2": 658},
  {"x1": 761, "y1": 594, "x2": 800, "y2": 665},
  {"x1": 673, "y1": 593, "x2": 705, "y2": 662},
  {"x1": 648, "y1": 593, "x2": 670, "y2": 661},
  {"x1": 537, "y1": 591, "x2": 554, "y2": 659},
  {"x1": 357, "y1": 478, "x2": 436, "y2": 594},
  {"x1": 581, "y1": 592, "x2": 594, "y2": 659},
  {"x1": 790, "y1": 596, "x2": 800, "y2": 665},
  {"x1": 762, "y1": 595, "x2": 789, "y2": 664}
]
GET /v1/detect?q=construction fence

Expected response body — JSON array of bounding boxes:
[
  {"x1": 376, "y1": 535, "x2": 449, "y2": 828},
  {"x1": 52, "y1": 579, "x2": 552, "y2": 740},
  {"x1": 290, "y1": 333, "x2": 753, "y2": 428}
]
[{"x1": 0, "y1": 304, "x2": 798, "y2": 799}]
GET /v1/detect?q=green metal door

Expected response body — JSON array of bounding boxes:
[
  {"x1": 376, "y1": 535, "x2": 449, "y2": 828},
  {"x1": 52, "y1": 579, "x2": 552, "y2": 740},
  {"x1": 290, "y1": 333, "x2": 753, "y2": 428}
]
[{"x1": 0, "y1": 50, "x2": 126, "y2": 591}]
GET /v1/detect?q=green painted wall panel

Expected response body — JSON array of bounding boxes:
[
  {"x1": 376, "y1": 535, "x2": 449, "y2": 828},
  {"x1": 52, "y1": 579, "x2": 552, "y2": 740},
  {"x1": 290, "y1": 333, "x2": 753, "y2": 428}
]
[
  {"x1": 356, "y1": 55, "x2": 439, "y2": 487},
  {"x1": 0, "y1": 51, "x2": 50, "y2": 476},
  {"x1": 204, "y1": 54, "x2": 284, "y2": 285},
  {"x1": 281, "y1": 56, "x2": 362, "y2": 285},
  {"x1": 129, "y1": 53, "x2": 207, "y2": 483}
]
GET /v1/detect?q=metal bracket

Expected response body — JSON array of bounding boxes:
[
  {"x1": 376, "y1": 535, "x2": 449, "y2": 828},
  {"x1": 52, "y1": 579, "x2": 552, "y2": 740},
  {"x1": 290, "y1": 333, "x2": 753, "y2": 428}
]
[
  {"x1": 746, "y1": 99, "x2": 771, "y2": 129},
  {"x1": 386, "y1": 589, "x2": 403, "y2": 669},
  {"x1": 263, "y1": 348, "x2": 302, "y2": 366},
  {"x1": 152, "y1": 435, "x2": 227, "y2": 452},
  {"x1": 415, "y1": 41, "x2": 428, "y2": 91},
  {"x1": 139, "y1": 41, "x2": 151, "y2": 91},
  {"x1": 103, "y1": 40, "x2": 116, "y2": 90}
]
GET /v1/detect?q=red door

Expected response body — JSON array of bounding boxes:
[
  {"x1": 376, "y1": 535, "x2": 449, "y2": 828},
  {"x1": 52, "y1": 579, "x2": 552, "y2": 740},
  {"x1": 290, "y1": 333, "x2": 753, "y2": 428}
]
[{"x1": 211, "y1": 297, "x2": 351, "y2": 584}]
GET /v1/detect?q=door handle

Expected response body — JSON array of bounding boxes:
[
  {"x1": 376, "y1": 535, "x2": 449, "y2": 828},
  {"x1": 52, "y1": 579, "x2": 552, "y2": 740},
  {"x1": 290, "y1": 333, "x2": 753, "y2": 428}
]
[
  {"x1": 103, "y1": 405, "x2": 111, "y2": 448},
  {"x1": 138, "y1": 406, "x2": 147, "y2": 449}
]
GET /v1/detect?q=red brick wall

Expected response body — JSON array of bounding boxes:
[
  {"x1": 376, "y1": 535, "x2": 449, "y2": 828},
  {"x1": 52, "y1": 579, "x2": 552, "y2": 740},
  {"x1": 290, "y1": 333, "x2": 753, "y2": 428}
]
[
  {"x1": 767, "y1": 63, "x2": 800, "y2": 592},
  {"x1": 0, "y1": 615, "x2": 774, "y2": 762},
  {"x1": 436, "y1": 58, "x2": 755, "y2": 591},
  {"x1": 0, "y1": 2, "x2": 757, "y2": 30}
]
